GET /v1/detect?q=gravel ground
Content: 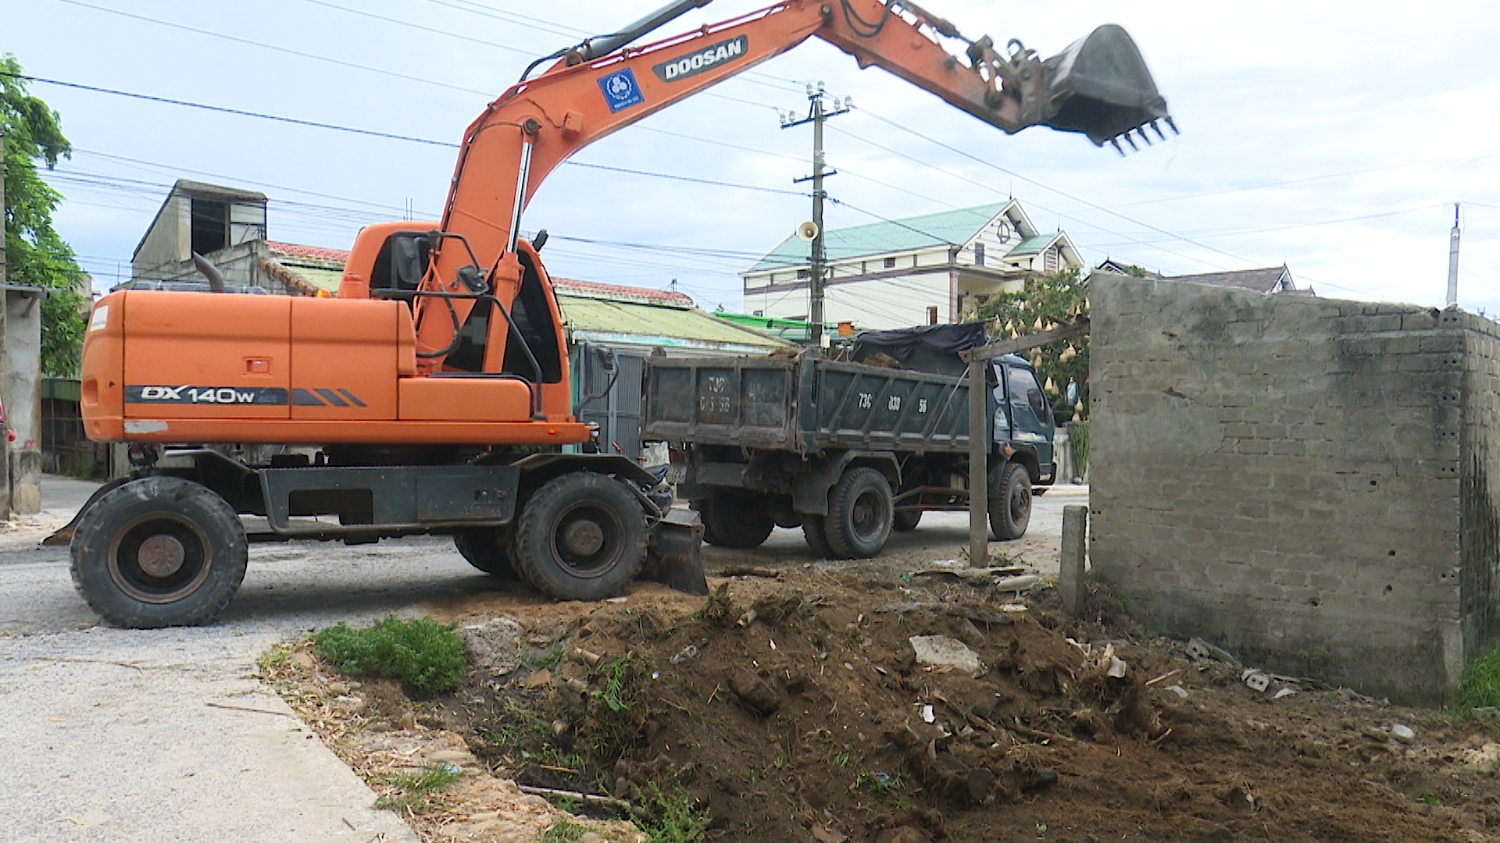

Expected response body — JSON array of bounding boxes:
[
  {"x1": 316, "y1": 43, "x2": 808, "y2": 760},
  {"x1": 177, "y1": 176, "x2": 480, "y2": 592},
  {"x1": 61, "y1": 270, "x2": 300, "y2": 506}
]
[{"x1": 0, "y1": 475, "x2": 1084, "y2": 842}]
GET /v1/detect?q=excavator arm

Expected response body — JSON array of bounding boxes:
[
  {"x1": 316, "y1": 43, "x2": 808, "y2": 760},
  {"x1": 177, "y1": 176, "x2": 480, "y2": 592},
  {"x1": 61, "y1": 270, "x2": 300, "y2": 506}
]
[{"x1": 365, "y1": 0, "x2": 1171, "y2": 373}]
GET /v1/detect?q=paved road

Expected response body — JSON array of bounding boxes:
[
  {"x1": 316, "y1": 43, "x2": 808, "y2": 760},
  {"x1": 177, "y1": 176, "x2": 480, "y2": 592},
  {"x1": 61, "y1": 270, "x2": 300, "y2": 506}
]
[{"x1": 0, "y1": 475, "x2": 1084, "y2": 842}]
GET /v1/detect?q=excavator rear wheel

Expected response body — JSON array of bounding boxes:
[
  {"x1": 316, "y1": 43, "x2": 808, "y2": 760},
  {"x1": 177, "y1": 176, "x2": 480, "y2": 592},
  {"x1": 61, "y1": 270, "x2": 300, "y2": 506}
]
[
  {"x1": 69, "y1": 476, "x2": 248, "y2": 628},
  {"x1": 453, "y1": 529, "x2": 522, "y2": 581},
  {"x1": 513, "y1": 473, "x2": 647, "y2": 601}
]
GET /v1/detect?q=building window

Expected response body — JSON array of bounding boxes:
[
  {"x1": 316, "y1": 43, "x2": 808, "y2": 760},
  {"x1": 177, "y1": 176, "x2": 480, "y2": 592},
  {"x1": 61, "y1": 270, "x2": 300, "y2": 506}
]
[
  {"x1": 797, "y1": 268, "x2": 810, "y2": 279},
  {"x1": 752, "y1": 310, "x2": 764, "y2": 317},
  {"x1": 191, "y1": 197, "x2": 229, "y2": 255},
  {"x1": 927, "y1": 305, "x2": 939, "y2": 325},
  {"x1": 974, "y1": 243, "x2": 985, "y2": 267},
  {"x1": 1044, "y1": 247, "x2": 1059, "y2": 272},
  {"x1": 883, "y1": 257, "x2": 896, "y2": 269}
]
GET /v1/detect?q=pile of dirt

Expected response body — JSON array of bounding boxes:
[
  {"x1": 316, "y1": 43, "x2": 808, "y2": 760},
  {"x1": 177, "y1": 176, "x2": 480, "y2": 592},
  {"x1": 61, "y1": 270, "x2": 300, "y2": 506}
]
[{"x1": 267, "y1": 569, "x2": 1500, "y2": 843}]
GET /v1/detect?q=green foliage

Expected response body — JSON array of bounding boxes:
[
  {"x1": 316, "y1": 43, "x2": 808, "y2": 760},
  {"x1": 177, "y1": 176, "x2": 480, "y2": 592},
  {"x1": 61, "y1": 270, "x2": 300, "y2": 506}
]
[
  {"x1": 2, "y1": 55, "x2": 88, "y2": 377},
  {"x1": 1069, "y1": 420, "x2": 1089, "y2": 476},
  {"x1": 375, "y1": 763, "x2": 466, "y2": 811},
  {"x1": 976, "y1": 269, "x2": 1089, "y2": 423},
  {"x1": 1454, "y1": 645, "x2": 1500, "y2": 715},
  {"x1": 633, "y1": 784, "x2": 711, "y2": 843},
  {"x1": 541, "y1": 821, "x2": 591, "y2": 843},
  {"x1": 314, "y1": 616, "x2": 466, "y2": 695},
  {"x1": 591, "y1": 653, "x2": 640, "y2": 713}
]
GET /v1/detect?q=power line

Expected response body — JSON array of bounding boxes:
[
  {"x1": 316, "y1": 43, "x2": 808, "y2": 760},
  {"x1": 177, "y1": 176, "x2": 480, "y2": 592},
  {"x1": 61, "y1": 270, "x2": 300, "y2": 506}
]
[{"x1": 298, "y1": 0, "x2": 531, "y2": 55}]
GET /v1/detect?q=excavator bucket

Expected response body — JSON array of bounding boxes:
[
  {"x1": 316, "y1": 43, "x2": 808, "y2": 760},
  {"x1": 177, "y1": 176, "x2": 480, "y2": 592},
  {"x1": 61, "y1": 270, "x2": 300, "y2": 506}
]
[
  {"x1": 1040, "y1": 24, "x2": 1174, "y2": 150},
  {"x1": 639, "y1": 509, "x2": 708, "y2": 595}
]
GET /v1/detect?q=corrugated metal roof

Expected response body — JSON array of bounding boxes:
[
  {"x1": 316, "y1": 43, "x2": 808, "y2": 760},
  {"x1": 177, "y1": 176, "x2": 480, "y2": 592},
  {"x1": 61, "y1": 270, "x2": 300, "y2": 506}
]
[
  {"x1": 1005, "y1": 234, "x2": 1056, "y2": 256},
  {"x1": 749, "y1": 203, "x2": 1009, "y2": 272},
  {"x1": 1164, "y1": 266, "x2": 1292, "y2": 293},
  {"x1": 559, "y1": 295, "x2": 788, "y2": 349}
]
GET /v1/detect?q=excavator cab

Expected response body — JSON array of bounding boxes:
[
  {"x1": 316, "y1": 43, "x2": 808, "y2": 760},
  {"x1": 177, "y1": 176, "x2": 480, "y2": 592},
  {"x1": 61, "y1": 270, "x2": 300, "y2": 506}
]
[{"x1": 1038, "y1": 24, "x2": 1174, "y2": 151}]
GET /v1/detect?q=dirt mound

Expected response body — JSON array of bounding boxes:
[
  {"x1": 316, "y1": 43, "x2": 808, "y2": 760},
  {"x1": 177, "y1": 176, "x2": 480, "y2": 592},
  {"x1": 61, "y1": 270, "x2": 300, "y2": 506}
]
[{"x1": 268, "y1": 571, "x2": 1500, "y2": 843}]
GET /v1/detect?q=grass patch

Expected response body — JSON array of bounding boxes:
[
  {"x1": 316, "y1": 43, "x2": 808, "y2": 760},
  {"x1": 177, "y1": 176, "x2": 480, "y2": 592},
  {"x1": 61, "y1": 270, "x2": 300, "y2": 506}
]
[
  {"x1": 315, "y1": 616, "x2": 466, "y2": 695},
  {"x1": 1453, "y1": 645, "x2": 1500, "y2": 716},
  {"x1": 633, "y1": 783, "x2": 711, "y2": 843},
  {"x1": 375, "y1": 763, "x2": 465, "y2": 812}
]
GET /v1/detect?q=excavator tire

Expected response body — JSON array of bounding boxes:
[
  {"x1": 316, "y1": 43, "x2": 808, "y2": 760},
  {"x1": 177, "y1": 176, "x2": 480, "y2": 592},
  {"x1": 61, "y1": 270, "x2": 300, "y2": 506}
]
[
  {"x1": 453, "y1": 529, "x2": 522, "y2": 581},
  {"x1": 699, "y1": 490, "x2": 775, "y2": 549},
  {"x1": 802, "y1": 515, "x2": 834, "y2": 559},
  {"x1": 513, "y1": 473, "x2": 647, "y2": 602},
  {"x1": 989, "y1": 463, "x2": 1033, "y2": 541},
  {"x1": 892, "y1": 510, "x2": 923, "y2": 532},
  {"x1": 824, "y1": 467, "x2": 894, "y2": 559},
  {"x1": 69, "y1": 476, "x2": 248, "y2": 628}
]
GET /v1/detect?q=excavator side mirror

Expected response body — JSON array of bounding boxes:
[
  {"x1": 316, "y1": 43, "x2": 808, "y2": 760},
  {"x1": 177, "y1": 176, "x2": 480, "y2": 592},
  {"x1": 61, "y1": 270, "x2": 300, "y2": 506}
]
[{"x1": 1040, "y1": 24, "x2": 1174, "y2": 149}]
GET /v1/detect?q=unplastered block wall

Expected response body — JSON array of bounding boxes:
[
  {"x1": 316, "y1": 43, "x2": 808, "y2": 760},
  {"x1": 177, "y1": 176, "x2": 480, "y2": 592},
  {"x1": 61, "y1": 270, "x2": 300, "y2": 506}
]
[{"x1": 1089, "y1": 273, "x2": 1500, "y2": 702}]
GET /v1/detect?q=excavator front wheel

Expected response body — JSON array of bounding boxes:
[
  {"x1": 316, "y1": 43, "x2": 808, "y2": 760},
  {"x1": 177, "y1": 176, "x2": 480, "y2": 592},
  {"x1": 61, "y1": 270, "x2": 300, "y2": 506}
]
[
  {"x1": 69, "y1": 476, "x2": 248, "y2": 628},
  {"x1": 513, "y1": 473, "x2": 647, "y2": 601}
]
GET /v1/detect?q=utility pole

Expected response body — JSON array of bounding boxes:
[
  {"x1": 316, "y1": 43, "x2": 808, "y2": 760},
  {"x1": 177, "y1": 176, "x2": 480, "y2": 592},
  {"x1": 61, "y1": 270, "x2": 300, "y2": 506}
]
[
  {"x1": 781, "y1": 82, "x2": 850, "y2": 349},
  {"x1": 1447, "y1": 203, "x2": 1461, "y2": 308}
]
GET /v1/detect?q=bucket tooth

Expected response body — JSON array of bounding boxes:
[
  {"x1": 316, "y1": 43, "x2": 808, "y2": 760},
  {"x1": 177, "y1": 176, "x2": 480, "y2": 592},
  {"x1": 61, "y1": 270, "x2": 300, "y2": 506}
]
[
  {"x1": 1136, "y1": 127, "x2": 1152, "y2": 146},
  {"x1": 1165, "y1": 115, "x2": 1180, "y2": 135},
  {"x1": 1109, "y1": 137, "x2": 1125, "y2": 156},
  {"x1": 1150, "y1": 119, "x2": 1166, "y2": 141},
  {"x1": 1122, "y1": 133, "x2": 1138, "y2": 151}
]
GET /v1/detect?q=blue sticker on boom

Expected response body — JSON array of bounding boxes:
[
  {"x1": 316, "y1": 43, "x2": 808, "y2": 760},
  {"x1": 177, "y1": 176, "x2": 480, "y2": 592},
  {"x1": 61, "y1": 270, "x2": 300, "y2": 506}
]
[{"x1": 597, "y1": 68, "x2": 645, "y2": 113}]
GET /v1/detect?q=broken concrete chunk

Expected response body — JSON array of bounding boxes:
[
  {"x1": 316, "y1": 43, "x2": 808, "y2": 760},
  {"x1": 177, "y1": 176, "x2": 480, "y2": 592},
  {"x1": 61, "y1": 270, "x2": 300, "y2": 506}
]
[
  {"x1": 1187, "y1": 637, "x2": 1243, "y2": 668},
  {"x1": 1391, "y1": 724, "x2": 1416, "y2": 744},
  {"x1": 1241, "y1": 669, "x2": 1270, "y2": 693},
  {"x1": 1163, "y1": 684, "x2": 1189, "y2": 699},
  {"x1": 1273, "y1": 687, "x2": 1298, "y2": 700},
  {"x1": 909, "y1": 635, "x2": 982, "y2": 676}
]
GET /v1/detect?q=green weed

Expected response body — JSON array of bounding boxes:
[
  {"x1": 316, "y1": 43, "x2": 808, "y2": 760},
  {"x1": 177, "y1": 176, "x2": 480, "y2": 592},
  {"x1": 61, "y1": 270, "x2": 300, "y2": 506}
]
[
  {"x1": 375, "y1": 763, "x2": 465, "y2": 811},
  {"x1": 1454, "y1": 644, "x2": 1500, "y2": 716},
  {"x1": 633, "y1": 783, "x2": 711, "y2": 843},
  {"x1": 541, "y1": 820, "x2": 590, "y2": 842},
  {"x1": 315, "y1": 616, "x2": 466, "y2": 695}
]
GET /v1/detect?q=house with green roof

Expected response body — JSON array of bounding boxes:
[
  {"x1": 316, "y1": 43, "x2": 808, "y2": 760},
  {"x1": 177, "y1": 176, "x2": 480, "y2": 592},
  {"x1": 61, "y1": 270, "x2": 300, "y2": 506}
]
[{"x1": 741, "y1": 200, "x2": 1082, "y2": 332}]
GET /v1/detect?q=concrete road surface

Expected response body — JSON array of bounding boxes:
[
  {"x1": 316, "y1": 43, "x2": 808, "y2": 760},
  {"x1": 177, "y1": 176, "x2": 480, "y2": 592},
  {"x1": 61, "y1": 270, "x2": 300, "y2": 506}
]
[{"x1": 0, "y1": 475, "x2": 1083, "y2": 842}]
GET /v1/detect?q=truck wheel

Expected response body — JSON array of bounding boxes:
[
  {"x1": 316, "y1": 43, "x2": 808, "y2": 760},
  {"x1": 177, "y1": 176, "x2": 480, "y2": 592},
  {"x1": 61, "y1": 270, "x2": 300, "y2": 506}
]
[
  {"x1": 989, "y1": 463, "x2": 1033, "y2": 540},
  {"x1": 892, "y1": 510, "x2": 923, "y2": 532},
  {"x1": 825, "y1": 467, "x2": 893, "y2": 559},
  {"x1": 689, "y1": 501, "x2": 722, "y2": 545},
  {"x1": 69, "y1": 476, "x2": 248, "y2": 628},
  {"x1": 802, "y1": 515, "x2": 834, "y2": 559},
  {"x1": 513, "y1": 473, "x2": 647, "y2": 601},
  {"x1": 700, "y1": 490, "x2": 775, "y2": 549},
  {"x1": 453, "y1": 529, "x2": 521, "y2": 580}
]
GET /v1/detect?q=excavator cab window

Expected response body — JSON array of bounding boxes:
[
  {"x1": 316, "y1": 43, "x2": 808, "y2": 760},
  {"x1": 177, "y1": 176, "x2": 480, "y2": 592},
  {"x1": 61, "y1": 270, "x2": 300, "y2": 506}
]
[
  {"x1": 446, "y1": 302, "x2": 490, "y2": 373},
  {"x1": 369, "y1": 232, "x2": 430, "y2": 305},
  {"x1": 505, "y1": 253, "x2": 563, "y2": 383}
]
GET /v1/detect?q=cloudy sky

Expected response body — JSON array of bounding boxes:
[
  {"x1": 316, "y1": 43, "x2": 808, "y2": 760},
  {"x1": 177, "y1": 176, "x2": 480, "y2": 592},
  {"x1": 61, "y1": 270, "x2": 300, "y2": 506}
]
[{"x1": 9, "y1": 0, "x2": 1500, "y2": 321}]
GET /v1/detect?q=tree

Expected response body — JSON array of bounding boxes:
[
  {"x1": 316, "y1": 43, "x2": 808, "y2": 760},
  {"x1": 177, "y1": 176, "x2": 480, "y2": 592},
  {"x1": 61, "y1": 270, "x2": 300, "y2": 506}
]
[
  {"x1": 3, "y1": 55, "x2": 88, "y2": 378},
  {"x1": 976, "y1": 269, "x2": 1090, "y2": 424}
]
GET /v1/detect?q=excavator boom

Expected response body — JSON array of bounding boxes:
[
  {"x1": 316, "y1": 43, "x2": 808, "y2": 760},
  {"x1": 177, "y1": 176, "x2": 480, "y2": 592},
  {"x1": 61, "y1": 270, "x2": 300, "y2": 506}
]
[{"x1": 386, "y1": 0, "x2": 1173, "y2": 372}]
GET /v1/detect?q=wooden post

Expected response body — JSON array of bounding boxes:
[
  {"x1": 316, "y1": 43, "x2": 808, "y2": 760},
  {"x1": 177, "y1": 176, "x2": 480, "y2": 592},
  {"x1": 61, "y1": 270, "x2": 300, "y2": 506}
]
[
  {"x1": 967, "y1": 354, "x2": 988, "y2": 568},
  {"x1": 1059, "y1": 504, "x2": 1088, "y2": 616}
]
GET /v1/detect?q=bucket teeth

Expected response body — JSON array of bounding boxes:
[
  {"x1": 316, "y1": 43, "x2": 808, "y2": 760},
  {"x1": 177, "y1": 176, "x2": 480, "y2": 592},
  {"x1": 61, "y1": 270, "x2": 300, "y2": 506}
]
[{"x1": 1109, "y1": 137, "x2": 1125, "y2": 156}]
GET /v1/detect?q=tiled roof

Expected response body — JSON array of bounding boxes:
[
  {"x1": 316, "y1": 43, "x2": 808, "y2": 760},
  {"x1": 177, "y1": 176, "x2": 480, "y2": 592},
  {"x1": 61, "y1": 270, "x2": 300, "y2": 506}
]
[
  {"x1": 749, "y1": 203, "x2": 1011, "y2": 272},
  {"x1": 553, "y1": 277, "x2": 693, "y2": 306},
  {"x1": 265, "y1": 241, "x2": 351, "y2": 263},
  {"x1": 560, "y1": 297, "x2": 787, "y2": 350}
]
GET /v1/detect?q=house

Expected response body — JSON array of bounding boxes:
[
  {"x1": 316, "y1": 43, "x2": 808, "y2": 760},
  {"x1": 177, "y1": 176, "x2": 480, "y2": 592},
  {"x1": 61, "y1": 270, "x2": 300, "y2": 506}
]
[
  {"x1": 742, "y1": 200, "x2": 1084, "y2": 332},
  {"x1": 1095, "y1": 259, "x2": 1309, "y2": 295},
  {"x1": 126, "y1": 180, "x2": 333, "y2": 295}
]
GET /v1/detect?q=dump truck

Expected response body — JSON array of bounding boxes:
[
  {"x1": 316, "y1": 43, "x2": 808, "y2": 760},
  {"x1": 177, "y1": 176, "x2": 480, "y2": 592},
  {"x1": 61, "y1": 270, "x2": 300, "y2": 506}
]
[{"x1": 642, "y1": 324, "x2": 1056, "y2": 559}]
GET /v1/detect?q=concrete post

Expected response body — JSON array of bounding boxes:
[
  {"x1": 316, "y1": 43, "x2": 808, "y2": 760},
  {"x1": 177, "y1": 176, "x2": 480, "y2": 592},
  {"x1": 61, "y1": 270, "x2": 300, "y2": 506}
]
[
  {"x1": 5, "y1": 290, "x2": 43, "y2": 514},
  {"x1": 1059, "y1": 504, "x2": 1088, "y2": 617},
  {"x1": 968, "y1": 357, "x2": 988, "y2": 567}
]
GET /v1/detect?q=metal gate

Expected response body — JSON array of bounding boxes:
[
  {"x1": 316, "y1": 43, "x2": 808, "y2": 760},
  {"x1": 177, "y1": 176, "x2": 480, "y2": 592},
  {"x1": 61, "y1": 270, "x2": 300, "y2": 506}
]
[{"x1": 578, "y1": 349, "x2": 645, "y2": 460}]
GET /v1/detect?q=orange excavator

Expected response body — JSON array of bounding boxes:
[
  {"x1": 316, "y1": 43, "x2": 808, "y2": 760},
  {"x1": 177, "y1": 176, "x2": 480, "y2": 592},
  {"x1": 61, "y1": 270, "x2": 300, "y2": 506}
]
[{"x1": 69, "y1": 0, "x2": 1172, "y2": 627}]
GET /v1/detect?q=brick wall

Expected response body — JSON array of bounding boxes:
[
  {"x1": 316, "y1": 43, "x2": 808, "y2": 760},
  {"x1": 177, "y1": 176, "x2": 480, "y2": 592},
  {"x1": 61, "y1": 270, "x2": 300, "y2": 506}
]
[{"x1": 1089, "y1": 273, "x2": 1500, "y2": 702}]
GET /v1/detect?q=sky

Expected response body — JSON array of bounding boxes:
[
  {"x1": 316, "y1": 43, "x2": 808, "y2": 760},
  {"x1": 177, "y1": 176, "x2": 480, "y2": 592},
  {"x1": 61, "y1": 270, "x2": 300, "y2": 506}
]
[{"x1": 7, "y1": 0, "x2": 1500, "y2": 321}]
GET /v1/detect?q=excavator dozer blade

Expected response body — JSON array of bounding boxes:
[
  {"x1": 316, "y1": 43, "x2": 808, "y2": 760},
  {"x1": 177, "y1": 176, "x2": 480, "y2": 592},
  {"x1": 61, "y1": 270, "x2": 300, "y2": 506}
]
[
  {"x1": 639, "y1": 509, "x2": 708, "y2": 596},
  {"x1": 1040, "y1": 24, "x2": 1174, "y2": 149}
]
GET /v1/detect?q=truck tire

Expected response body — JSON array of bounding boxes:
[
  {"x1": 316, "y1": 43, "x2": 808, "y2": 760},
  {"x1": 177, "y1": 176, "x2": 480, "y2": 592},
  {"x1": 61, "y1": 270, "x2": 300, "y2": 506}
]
[
  {"x1": 513, "y1": 473, "x2": 647, "y2": 601},
  {"x1": 825, "y1": 467, "x2": 894, "y2": 559},
  {"x1": 453, "y1": 529, "x2": 521, "y2": 580},
  {"x1": 69, "y1": 476, "x2": 248, "y2": 628},
  {"x1": 989, "y1": 463, "x2": 1032, "y2": 540},
  {"x1": 802, "y1": 515, "x2": 834, "y2": 559},
  {"x1": 892, "y1": 510, "x2": 923, "y2": 532},
  {"x1": 700, "y1": 490, "x2": 775, "y2": 549}
]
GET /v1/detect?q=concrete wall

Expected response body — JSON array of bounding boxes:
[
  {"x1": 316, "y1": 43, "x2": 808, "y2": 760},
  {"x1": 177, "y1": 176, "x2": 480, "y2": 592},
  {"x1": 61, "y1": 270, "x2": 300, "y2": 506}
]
[
  {"x1": 1, "y1": 289, "x2": 43, "y2": 515},
  {"x1": 1089, "y1": 273, "x2": 1500, "y2": 702}
]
